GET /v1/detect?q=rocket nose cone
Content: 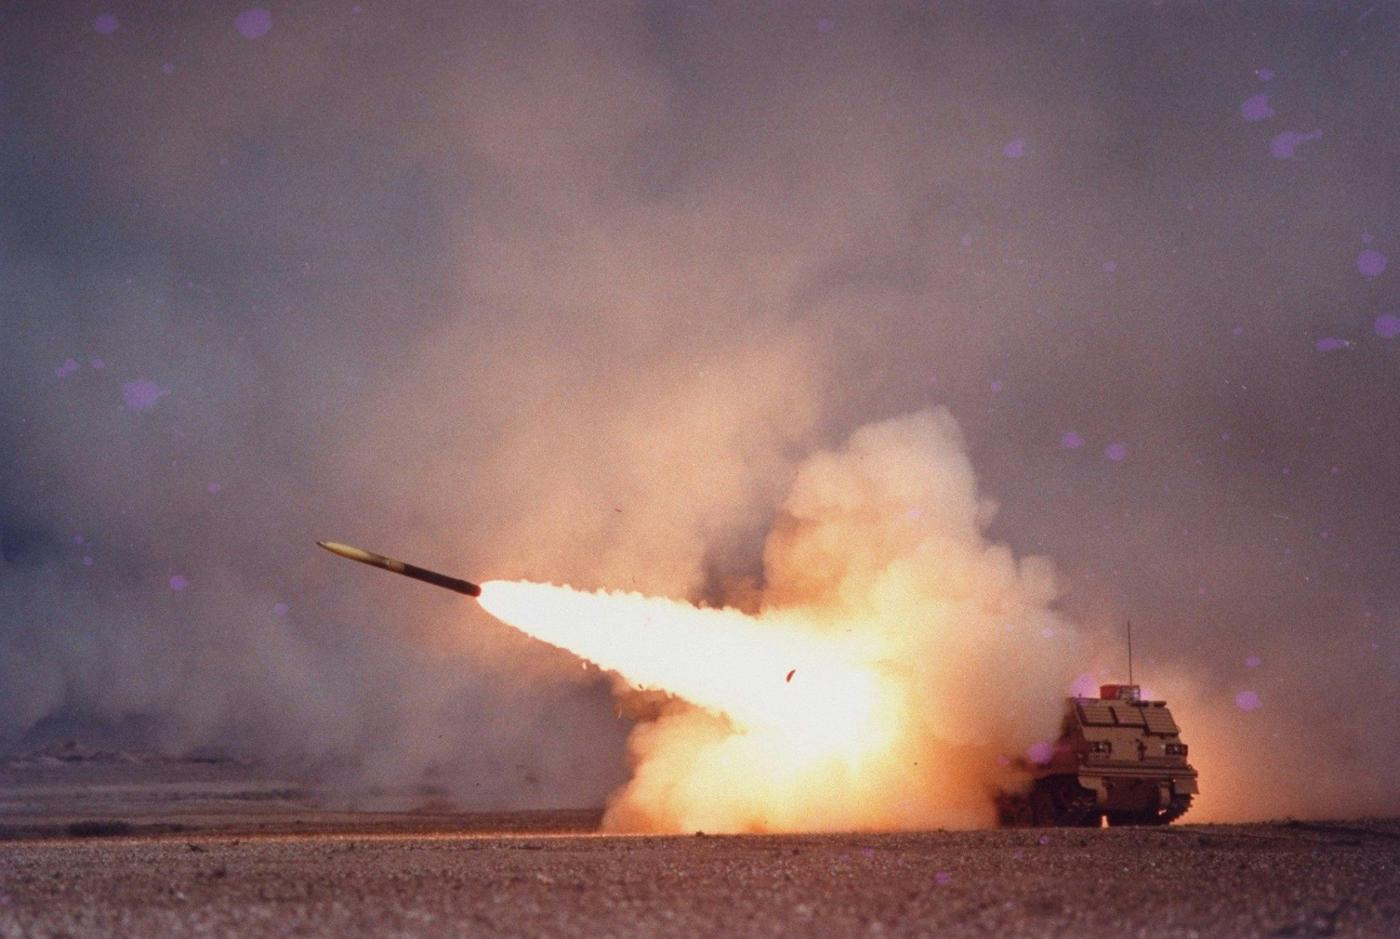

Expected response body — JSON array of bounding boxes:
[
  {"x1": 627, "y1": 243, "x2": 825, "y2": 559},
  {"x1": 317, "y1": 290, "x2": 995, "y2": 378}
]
[{"x1": 318, "y1": 540, "x2": 370, "y2": 563}]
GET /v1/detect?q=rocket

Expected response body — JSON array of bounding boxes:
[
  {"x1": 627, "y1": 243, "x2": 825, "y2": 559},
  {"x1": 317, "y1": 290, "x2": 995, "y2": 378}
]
[{"x1": 316, "y1": 540, "x2": 481, "y2": 597}]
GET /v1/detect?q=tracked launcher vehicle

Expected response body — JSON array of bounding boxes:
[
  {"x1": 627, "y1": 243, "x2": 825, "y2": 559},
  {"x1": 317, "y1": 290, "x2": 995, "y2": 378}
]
[{"x1": 996, "y1": 683, "x2": 1198, "y2": 827}]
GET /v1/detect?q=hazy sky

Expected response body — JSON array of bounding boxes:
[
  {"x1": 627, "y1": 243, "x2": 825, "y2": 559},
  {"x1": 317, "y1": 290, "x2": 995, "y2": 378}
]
[{"x1": 1, "y1": 2, "x2": 1396, "y2": 817}]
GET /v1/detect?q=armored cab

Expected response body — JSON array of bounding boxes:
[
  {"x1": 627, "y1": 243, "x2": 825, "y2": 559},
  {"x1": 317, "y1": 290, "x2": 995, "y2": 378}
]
[{"x1": 996, "y1": 684, "x2": 1198, "y2": 827}]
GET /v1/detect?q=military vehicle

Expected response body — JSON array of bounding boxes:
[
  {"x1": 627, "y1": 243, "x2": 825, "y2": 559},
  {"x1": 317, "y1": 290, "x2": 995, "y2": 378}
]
[{"x1": 996, "y1": 683, "x2": 1198, "y2": 827}]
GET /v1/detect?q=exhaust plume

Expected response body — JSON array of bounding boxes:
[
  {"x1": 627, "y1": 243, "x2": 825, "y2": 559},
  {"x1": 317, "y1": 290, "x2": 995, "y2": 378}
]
[{"x1": 481, "y1": 410, "x2": 1082, "y2": 832}]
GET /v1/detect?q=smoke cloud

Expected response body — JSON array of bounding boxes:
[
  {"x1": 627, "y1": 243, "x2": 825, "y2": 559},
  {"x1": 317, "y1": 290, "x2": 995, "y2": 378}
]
[
  {"x1": 599, "y1": 409, "x2": 1083, "y2": 832},
  {"x1": 2, "y1": 4, "x2": 1396, "y2": 821}
]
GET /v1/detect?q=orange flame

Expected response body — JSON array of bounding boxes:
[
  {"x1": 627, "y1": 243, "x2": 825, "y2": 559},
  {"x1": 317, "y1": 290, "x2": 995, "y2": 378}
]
[{"x1": 477, "y1": 581, "x2": 895, "y2": 767}]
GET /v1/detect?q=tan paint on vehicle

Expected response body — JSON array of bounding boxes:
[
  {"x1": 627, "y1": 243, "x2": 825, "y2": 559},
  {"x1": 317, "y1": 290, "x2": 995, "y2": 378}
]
[{"x1": 996, "y1": 684, "x2": 1198, "y2": 827}]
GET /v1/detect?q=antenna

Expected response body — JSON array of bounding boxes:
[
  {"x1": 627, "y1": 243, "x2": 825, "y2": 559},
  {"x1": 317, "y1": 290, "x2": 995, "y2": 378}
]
[{"x1": 1127, "y1": 618, "x2": 1134, "y2": 686}]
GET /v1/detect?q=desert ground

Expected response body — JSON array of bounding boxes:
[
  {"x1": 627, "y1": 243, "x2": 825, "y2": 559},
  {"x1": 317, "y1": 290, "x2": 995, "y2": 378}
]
[{"x1": 1, "y1": 752, "x2": 1396, "y2": 938}]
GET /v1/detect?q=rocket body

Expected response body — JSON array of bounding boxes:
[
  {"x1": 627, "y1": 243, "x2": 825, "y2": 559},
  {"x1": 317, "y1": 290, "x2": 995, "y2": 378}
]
[{"x1": 317, "y1": 540, "x2": 482, "y2": 597}]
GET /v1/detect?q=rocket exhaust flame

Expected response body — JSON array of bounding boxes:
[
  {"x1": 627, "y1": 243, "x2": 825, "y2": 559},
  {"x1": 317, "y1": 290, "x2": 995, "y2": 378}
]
[
  {"x1": 475, "y1": 581, "x2": 890, "y2": 753},
  {"x1": 476, "y1": 580, "x2": 920, "y2": 832},
  {"x1": 317, "y1": 540, "x2": 901, "y2": 817}
]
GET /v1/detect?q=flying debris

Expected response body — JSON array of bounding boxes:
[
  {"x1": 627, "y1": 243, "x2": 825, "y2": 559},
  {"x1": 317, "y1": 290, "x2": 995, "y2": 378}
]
[{"x1": 316, "y1": 541, "x2": 481, "y2": 597}]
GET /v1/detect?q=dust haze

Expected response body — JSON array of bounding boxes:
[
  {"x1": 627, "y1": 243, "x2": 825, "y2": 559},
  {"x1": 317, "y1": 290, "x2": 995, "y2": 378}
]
[{"x1": 1, "y1": 4, "x2": 1396, "y2": 823}]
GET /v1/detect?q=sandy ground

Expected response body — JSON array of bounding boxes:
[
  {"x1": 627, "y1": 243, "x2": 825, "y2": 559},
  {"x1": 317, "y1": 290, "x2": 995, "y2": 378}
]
[
  {"x1": 2, "y1": 820, "x2": 1398, "y2": 937},
  {"x1": 1, "y1": 756, "x2": 1397, "y2": 937}
]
